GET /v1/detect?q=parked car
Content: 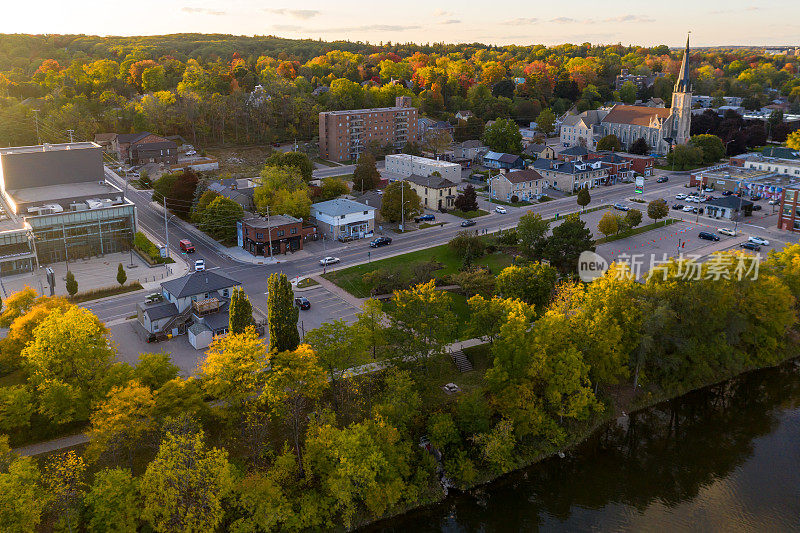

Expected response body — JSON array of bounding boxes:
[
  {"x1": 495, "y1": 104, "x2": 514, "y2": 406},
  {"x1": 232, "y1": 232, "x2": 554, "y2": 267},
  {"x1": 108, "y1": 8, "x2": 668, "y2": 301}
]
[
  {"x1": 185, "y1": 150, "x2": 197, "y2": 156},
  {"x1": 194, "y1": 259, "x2": 206, "y2": 271},
  {"x1": 752, "y1": 205, "x2": 762, "y2": 211},
  {"x1": 460, "y1": 219, "x2": 477, "y2": 227},
  {"x1": 698, "y1": 231, "x2": 720, "y2": 241},
  {"x1": 750, "y1": 195, "x2": 762, "y2": 201},
  {"x1": 685, "y1": 196, "x2": 699, "y2": 203},
  {"x1": 319, "y1": 256, "x2": 340, "y2": 266},
  {"x1": 718, "y1": 228, "x2": 737, "y2": 236},
  {"x1": 748, "y1": 236, "x2": 770, "y2": 246},
  {"x1": 768, "y1": 199, "x2": 779, "y2": 205},
  {"x1": 370, "y1": 236, "x2": 392, "y2": 248},
  {"x1": 675, "y1": 193, "x2": 687, "y2": 200},
  {"x1": 414, "y1": 214, "x2": 435, "y2": 223},
  {"x1": 495, "y1": 206, "x2": 507, "y2": 214},
  {"x1": 703, "y1": 187, "x2": 714, "y2": 192},
  {"x1": 656, "y1": 176, "x2": 669, "y2": 183},
  {"x1": 179, "y1": 239, "x2": 195, "y2": 253},
  {"x1": 682, "y1": 205, "x2": 695, "y2": 212},
  {"x1": 722, "y1": 190, "x2": 733, "y2": 196},
  {"x1": 672, "y1": 204, "x2": 685, "y2": 210},
  {"x1": 740, "y1": 242, "x2": 761, "y2": 251},
  {"x1": 294, "y1": 296, "x2": 311, "y2": 310},
  {"x1": 612, "y1": 203, "x2": 629, "y2": 211}
]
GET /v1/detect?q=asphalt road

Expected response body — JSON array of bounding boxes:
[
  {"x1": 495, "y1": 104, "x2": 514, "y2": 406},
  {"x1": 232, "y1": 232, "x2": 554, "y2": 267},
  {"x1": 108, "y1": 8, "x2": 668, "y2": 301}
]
[{"x1": 91, "y1": 169, "x2": 776, "y2": 324}]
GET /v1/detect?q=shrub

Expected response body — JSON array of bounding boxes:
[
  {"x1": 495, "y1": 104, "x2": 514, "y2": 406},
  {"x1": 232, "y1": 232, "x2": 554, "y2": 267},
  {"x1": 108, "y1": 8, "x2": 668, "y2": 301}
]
[{"x1": 497, "y1": 228, "x2": 518, "y2": 246}]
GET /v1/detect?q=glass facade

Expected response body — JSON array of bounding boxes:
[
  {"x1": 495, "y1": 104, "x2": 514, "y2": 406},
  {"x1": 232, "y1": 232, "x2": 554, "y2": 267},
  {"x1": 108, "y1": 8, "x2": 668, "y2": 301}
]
[
  {"x1": 0, "y1": 230, "x2": 35, "y2": 275},
  {"x1": 28, "y1": 205, "x2": 135, "y2": 264}
]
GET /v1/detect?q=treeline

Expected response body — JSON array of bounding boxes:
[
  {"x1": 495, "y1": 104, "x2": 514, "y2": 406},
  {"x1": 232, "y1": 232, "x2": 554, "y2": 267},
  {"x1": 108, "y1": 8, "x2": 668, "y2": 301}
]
[
  {"x1": 1, "y1": 34, "x2": 799, "y2": 148},
  {"x1": 2, "y1": 242, "x2": 800, "y2": 530}
]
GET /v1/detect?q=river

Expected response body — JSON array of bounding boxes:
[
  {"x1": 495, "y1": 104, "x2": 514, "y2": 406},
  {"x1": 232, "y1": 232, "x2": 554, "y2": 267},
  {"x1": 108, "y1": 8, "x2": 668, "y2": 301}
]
[{"x1": 368, "y1": 361, "x2": 800, "y2": 532}]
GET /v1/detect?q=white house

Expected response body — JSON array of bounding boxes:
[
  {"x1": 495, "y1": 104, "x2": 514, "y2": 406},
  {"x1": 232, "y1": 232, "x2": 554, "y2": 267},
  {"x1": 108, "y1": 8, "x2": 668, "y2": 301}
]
[
  {"x1": 385, "y1": 153, "x2": 462, "y2": 183},
  {"x1": 311, "y1": 198, "x2": 375, "y2": 241}
]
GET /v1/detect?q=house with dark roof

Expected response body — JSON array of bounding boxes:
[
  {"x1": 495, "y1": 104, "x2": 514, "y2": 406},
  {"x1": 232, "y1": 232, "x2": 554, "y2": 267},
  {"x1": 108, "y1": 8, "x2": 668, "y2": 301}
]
[
  {"x1": 111, "y1": 132, "x2": 178, "y2": 165},
  {"x1": 531, "y1": 158, "x2": 609, "y2": 192},
  {"x1": 558, "y1": 145, "x2": 591, "y2": 162},
  {"x1": 207, "y1": 182, "x2": 255, "y2": 211},
  {"x1": 455, "y1": 110, "x2": 475, "y2": 121},
  {"x1": 454, "y1": 140, "x2": 487, "y2": 161},
  {"x1": 482, "y1": 151, "x2": 524, "y2": 170},
  {"x1": 405, "y1": 173, "x2": 457, "y2": 210},
  {"x1": 586, "y1": 152, "x2": 635, "y2": 183},
  {"x1": 136, "y1": 270, "x2": 243, "y2": 349},
  {"x1": 488, "y1": 169, "x2": 544, "y2": 202},
  {"x1": 523, "y1": 143, "x2": 555, "y2": 160}
]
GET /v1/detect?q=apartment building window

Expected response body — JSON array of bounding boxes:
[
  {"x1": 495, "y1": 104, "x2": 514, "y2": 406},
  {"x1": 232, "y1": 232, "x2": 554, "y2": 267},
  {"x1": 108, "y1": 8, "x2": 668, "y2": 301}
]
[
  {"x1": 256, "y1": 233, "x2": 263, "y2": 239},
  {"x1": 277, "y1": 230, "x2": 285, "y2": 237}
]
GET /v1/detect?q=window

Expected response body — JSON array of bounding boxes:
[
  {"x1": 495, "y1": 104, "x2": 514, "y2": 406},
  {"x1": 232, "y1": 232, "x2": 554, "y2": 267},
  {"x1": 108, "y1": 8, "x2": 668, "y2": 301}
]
[
  {"x1": 153, "y1": 323, "x2": 159, "y2": 332},
  {"x1": 256, "y1": 232, "x2": 263, "y2": 239},
  {"x1": 277, "y1": 230, "x2": 285, "y2": 237},
  {"x1": 291, "y1": 227, "x2": 297, "y2": 234},
  {"x1": 222, "y1": 289, "x2": 229, "y2": 297},
  {"x1": 363, "y1": 211, "x2": 368, "y2": 215}
]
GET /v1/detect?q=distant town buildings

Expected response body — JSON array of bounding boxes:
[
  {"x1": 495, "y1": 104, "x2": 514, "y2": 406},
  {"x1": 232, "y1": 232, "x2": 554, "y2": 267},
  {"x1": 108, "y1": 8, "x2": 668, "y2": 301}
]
[
  {"x1": 318, "y1": 96, "x2": 419, "y2": 162},
  {"x1": 614, "y1": 68, "x2": 665, "y2": 90},
  {"x1": 384, "y1": 154, "x2": 461, "y2": 183}
]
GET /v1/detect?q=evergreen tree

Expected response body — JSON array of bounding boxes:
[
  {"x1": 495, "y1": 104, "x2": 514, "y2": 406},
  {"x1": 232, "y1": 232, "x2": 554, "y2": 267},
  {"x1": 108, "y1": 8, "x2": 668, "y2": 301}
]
[
  {"x1": 228, "y1": 286, "x2": 253, "y2": 335},
  {"x1": 455, "y1": 184, "x2": 479, "y2": 212},
  {"x1": 630, "y1": 137, "x2": 650, "y2": 155},
  {"x1": 116, "y1": 263, "x2": 127, "y2": 286},
  {"x1": 267, "y1": 273, "x2": 299, "y2": 352},
  {"x1": 65, "y1": 271, "x2": 78, "y2": 297}
]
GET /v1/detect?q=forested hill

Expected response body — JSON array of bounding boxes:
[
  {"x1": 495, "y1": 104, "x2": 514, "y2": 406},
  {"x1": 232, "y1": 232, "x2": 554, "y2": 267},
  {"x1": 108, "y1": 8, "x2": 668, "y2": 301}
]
[{"x1": 0, "y1": 33, "x2": 797, "y2": 148}]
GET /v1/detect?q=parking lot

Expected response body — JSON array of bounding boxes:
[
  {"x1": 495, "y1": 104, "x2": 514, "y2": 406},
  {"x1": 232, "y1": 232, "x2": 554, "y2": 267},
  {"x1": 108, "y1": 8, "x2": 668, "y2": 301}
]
[{"x1": 295, "y1": 284, "x2": 361, "y2": 340}]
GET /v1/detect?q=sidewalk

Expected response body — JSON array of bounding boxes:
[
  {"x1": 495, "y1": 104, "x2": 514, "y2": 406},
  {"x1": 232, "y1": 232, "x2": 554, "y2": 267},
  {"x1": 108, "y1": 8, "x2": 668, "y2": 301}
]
[{"x1": 0, "y1": 249, "x2": 189, "y2": 299}]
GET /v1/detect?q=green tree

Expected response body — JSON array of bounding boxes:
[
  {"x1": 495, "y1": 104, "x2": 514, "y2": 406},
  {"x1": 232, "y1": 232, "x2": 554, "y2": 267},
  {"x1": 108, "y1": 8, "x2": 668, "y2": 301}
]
[
  {"x1": 424, "y1": 128, "x2": 454, "y2": 156},
  {"x1": 65, "y1": 270, "x2": 78, "y2": 296},
  {"x1": 483, "y1": 118, "x2": 523, "y2": 153},
  {"x1": 86, "y1": 381, "x2": 156, "y2": 464},
  {"x1": 448, "y1": 230, "x2": 486, "y2": 265},
  {"x1": 427, "y1": 412, "x2": 460, "y2": 451},
  {"x1": 630, "y1": 137, "x2": 650, "y2": 155},
  {"x1": 199, "y1": 196, "x2": 244, "y2": 241},
  {"x1": 352, "y1": 153, "x2": 381, "y2": 192},
  {"x1": 596, "y1": 134, "x2": 622, "y2": 152},
  {"x1": 380, "y1": 180, "x2": 422, "y2": 224},
  {"x1": 134, "y1": 352, "x2": 179, "y2": 390},
  {"x1": 647, "y1": 199, "x2": 669, "y2": 225},
  {"x1": 474, "y1": 418, "x2": 516, "y2": 473},
  {"x1": 22, "y1": 306, "x2": 114, "y2": 424},
  {"x1": 689, "y1": 134, "x2": 726, "y2": 164},
  {"x1": 667, "y1": 144, "x2": 704, "y2": 170},
  {"x1": 84, "y1": 468, "x2": 139, "y2": 533},
  {"x1": 191, "y1": 189, "x2": 220, "y2": 223},
  {"x1": 262, "y1": 345, "x2": 328, "y2": 474},
  {"x1": 372, "y1": 368, "x2": 421, "y2": 431},
  {"x1": 495, "y1": 263, "x2": 559, "y2": 310},
  {"x1": 516, "y1": 211, "x2": 550, "y2": 258},
  {"x1": 228, "y1": 286, "x2": 253, "y2": 334},
  {"x1": 0, "y1": 436, "x2": 47, "y2": 532},
  {"x1": 355, "y1": 299, "x2": 387, "y2": 361},
  {"x1": 0, "y1": 385, "x2": 33, "y2": 432},
  {"x1": 451, "y1": 268, "x2": 495, "y2": 298},
  {"x1": 542, "y1": 214, "x2": 595, "y2": 274},
  {"x1": 140, "y1": 430, "x2": 233, "y2": 533},
  {"x1": 536, "y1": 109, "x2": 556, "y2": 136},
  {"x1": 265, "y1": 150, "x2": 313, "y2": 182},
  {"x1": 116, "y1": 263, "x2": 127, "y2": 286},
  {"x1": 576, "y1": 185, "x2": 591, "y2": 212},
  {"x1": 320, "y1": 177, "x2": 349, "y2": 200},
  {"x1": 304, "y1": 319, "x2": 366, "y2": 407},
  {"x1": 43, "y1": 450, "x2": 87, "y2": 532},
  {"x1": 597, "y1": 211, "x2": 620, "y2": 237},
  {"x1": 200, "y1": 327, "x2": 268, "y2": 411},
  {"x1": 618, "y1": 81, "x2": 637, "y2": 104},
  {"x1": 267, "y1": 273, "x2": 300, "y2": 352},
  {"x1": 455, "y1": 390, "x2": 493, "y2": 435},
  {"x1": 624, "y1": 208, "x2": 643, "y2": 229}
]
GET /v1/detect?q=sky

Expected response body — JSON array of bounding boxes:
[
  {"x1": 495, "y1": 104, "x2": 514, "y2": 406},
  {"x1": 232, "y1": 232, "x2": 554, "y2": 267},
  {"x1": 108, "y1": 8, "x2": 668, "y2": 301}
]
[{"x1": 1, "y1": 0, "x2": 798, "y2": 47}]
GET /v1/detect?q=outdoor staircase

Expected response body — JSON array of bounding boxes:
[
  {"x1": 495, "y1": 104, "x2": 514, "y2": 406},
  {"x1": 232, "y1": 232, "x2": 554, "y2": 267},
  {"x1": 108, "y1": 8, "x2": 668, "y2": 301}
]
[{"x1": 450, "y1": 349, "x2": 473, "y2": 373}]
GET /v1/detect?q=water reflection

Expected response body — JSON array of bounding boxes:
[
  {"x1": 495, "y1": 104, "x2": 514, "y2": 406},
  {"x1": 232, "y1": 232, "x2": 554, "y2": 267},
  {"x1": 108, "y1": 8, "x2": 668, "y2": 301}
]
[{"x1": 367, "y1": 363, "x2": 800, "y2": 532}]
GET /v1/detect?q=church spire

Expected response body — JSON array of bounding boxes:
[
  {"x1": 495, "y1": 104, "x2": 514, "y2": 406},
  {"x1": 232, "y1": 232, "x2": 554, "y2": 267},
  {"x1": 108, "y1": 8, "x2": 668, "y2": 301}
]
[{"x1": 674, "y1": 33, "x2": 692, "y2": 93}]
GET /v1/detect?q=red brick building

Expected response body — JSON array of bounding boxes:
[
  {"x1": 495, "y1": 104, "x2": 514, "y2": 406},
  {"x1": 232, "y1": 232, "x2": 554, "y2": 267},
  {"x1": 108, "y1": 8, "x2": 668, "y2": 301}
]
[
  {"x1": 240, "y1": 215, "x2": 316, "y2": 256},
  {"x1": 319, "y1": 96, "x2": 419, "y2": 162}
]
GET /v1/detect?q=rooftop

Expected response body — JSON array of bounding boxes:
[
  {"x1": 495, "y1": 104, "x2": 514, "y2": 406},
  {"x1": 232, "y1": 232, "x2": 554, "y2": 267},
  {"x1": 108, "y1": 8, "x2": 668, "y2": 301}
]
[
  {"x1": 242, "y1": 214, "x2": 302, "y2": 229},
  {"x1": 705, "y1": 196, "x2": 753, "y2": 210},
  {"x1": 405, "y1": 173, "x2": 457, "y2": 189},
  {"x1": 9, "y1": 181, "x2": 123, "y2": 206},
  {"x1": 502, "y1": 169, "x2": 544, "y2": 183},
  {"x1": 161, "y1": 270, "x2": 240, "y2": 300},
  {"x1": 0, "y1": 142, "x2": 100, "y2": 155},
  {"x1": 137, "y1": 300, "x2": 179, "y2": 321},
  {"x1": 322, "y1": 105, "x2": 416, "y2": 116},
  {"x1": 387, "y1": 154, "x2": 460, "y2": 168},
  {"x1": 311, "y1": 198, "x2": 375, "y2": 217},
  {"x1": 602, "y1": 104, "x2": 672, "y2": 127}
]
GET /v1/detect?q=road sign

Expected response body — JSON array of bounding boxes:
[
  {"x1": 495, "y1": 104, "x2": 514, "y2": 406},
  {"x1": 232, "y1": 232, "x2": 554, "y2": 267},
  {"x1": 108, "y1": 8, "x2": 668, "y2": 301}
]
[{"x1": 635, "y1": 176, "x2": 644, "y2": 194}]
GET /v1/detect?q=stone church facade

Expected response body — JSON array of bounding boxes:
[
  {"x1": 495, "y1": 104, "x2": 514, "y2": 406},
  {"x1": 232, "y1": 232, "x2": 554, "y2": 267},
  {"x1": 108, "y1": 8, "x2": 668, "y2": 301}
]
[{"x1": 560, "y1": 36, "x2": 693, "y2": 156}]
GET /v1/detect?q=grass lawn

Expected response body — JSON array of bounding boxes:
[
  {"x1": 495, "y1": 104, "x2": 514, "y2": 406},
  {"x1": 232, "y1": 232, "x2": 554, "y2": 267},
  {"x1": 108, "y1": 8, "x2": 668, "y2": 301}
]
[
  {"x1": 450, "y1": 209, "x2": 490, "y2": 219},
  {"x1": 595, "y1": 218, "x2": 677, "y2": 244},
  {"x1": 68, "y1": 282, "x2": 144, "y2": 304},
  {"x1": 490, "y1": 198, "x2": 533, "y2": 207},
  {"x1": 314, "y1": 157, "x2": 340, "y2": 167},
  {"x1": 323, "y1": 244, "x2": 513, "y2": 298},
  {"x1": 419, "y1": 222, "x2": 446, "y2": 229},
  {"x1": 296, "y1": 277, "x2": 319, "y2": 288}
]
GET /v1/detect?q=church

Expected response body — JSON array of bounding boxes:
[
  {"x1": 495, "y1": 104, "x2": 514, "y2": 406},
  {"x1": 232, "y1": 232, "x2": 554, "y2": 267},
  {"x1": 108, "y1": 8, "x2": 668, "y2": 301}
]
[{"x1": 559, "y1": 36, "x2": 693, "y2": 156}]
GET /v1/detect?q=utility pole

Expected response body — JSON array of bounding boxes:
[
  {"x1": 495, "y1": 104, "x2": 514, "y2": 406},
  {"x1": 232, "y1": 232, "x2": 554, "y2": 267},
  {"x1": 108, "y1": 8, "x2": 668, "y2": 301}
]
[
  {"x1": 33, "y1": 110, "x2": 41, "y2": 145},
  {"x1": 265, "y1": 206, "x2": 274, "y2": 261},
  {"x1": 66, "y1": 129, "x2": 74, "y2": 143},
  {"x1": 400, "y1": 179, "x2": 405, "y2": 233},
  {"x1": 162, "y1": 196, "x2": 170, "y2": 258}
]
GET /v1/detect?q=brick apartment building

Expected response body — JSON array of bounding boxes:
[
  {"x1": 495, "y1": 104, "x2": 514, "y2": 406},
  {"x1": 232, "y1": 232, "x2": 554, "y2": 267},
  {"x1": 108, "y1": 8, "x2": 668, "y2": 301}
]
[{"x1": 319, "y1": 96, "x2": 419, "y2": 162}]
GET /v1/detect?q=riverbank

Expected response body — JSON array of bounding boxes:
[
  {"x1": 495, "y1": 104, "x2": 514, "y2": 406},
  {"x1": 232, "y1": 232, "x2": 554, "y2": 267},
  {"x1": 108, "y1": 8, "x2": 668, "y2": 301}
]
[{"x1": 359, "y1": 335, "x2": 800, "y2": 531}]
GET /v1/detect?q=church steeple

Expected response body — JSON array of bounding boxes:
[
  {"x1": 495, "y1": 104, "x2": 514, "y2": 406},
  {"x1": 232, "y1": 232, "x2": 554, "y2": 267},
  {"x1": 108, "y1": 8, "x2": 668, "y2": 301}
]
[{"x1": 674, "y1": 33, "x2": 692, "y2": 93}]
